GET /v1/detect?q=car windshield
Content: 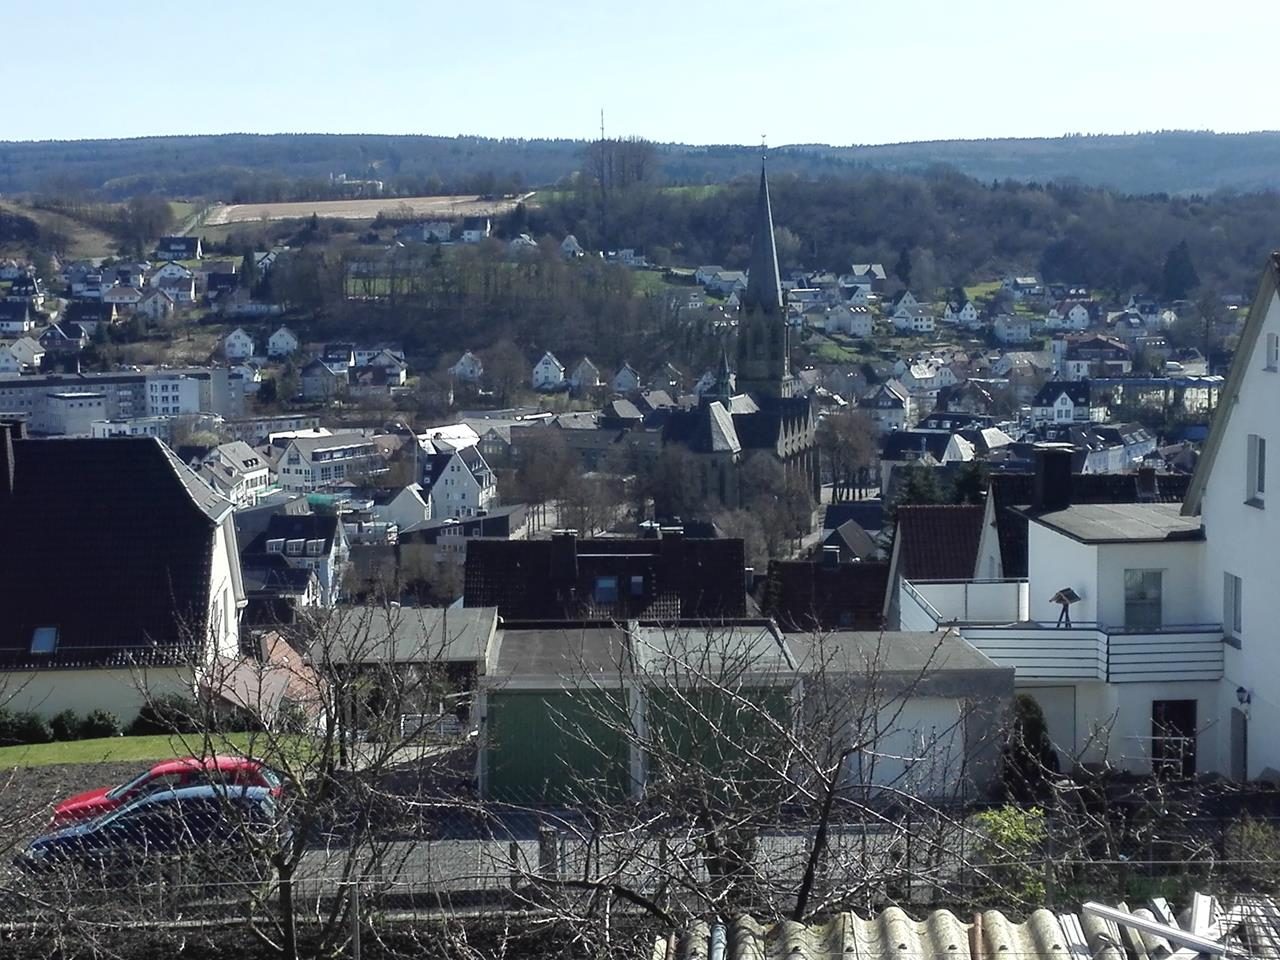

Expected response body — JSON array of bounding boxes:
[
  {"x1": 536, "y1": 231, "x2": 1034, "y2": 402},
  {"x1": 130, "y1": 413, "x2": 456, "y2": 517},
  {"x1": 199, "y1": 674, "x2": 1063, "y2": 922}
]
[{"x1": 105, "y1": 768, "x2": 157, "y2": 800}]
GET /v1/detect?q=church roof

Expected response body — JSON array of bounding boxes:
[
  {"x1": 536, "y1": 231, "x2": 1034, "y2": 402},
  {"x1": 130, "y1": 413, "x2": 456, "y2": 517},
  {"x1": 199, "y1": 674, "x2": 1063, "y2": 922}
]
[{"x1": 740, "y1": 164, "x2": 783, "y2": 317}]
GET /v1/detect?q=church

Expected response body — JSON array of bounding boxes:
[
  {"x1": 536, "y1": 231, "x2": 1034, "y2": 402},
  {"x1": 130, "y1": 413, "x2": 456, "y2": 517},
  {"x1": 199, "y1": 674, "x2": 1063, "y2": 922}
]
[{"x1": 663, "y1": 164, "x2": 820, "y2": 510}]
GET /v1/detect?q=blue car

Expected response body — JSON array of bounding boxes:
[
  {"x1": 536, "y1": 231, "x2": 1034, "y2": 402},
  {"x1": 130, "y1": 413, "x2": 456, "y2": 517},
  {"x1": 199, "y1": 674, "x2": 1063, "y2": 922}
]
[{"x1": 18, "y1": 783, "x2": 287, "y2": 876}]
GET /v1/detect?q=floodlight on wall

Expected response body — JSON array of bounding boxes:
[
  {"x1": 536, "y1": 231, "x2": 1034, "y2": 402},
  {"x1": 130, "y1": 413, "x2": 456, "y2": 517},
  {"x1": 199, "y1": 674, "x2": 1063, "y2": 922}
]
[{"x1": 1237, "y1": 686, "x2": 1252, "y2": 706}]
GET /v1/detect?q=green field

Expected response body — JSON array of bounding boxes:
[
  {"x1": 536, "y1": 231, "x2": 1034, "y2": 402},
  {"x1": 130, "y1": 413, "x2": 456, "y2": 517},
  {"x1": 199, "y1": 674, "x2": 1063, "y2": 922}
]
[
  {"x1": 964, "y1": 280, "x2": 1003, "y2": 301},
  {"x1": 0, "y1": 733, "x2": 312, "y2": 769}
]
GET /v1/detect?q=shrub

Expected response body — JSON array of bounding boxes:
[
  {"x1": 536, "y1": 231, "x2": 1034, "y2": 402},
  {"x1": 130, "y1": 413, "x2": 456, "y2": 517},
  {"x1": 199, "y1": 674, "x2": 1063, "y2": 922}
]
[
  {"x1": 78, "y1": 709, "x2": 122, "y2": 740},
  {"x1": 127, "y1": 694, "x2": 202, "y2": 736},
  {"x1": 50, "y1": 709, "x2": 80, "y2": 742},
  {"x1": 9, "y1": 712, "x2": 53, "y2": 745},
  {"x1": 973, "y1": 805, "x2": 1047, "y2": 907},
  {"x1": 1000, "y1": 693, "x2": 1059, "y2": 802}
]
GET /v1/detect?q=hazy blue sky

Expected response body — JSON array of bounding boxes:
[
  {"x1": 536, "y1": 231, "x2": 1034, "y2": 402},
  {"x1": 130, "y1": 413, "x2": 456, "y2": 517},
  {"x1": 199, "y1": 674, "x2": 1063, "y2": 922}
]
[{"x1": 6, "y1": 0, "x2": 1272, "y2": 144}]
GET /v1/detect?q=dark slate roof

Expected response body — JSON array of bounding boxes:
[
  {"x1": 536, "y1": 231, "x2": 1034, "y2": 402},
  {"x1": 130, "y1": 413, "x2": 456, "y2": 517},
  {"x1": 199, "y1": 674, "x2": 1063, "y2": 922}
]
[
  {"x1": 399, "y1": 503, "x2": 526, "y2": 542},
  {"x1": 241, "y1": 555, "x2": 316, "y2": 595},
  {"x1": 0, "y1": 436, "x2": 227, "y2": 667},
  {"x1": 740, "y1": 165, "x2": 783, "y2": 317},
  {"x1": 0, "y1": 302, "x2": 30, "y2": 322},
  {"x1": 990, "y1": 471, "x2": 1193, "y2": 577},
  {"x1": 241, "y1": 513, "x2": 339, "y2": 556},
  {"x1": 733, "y1": 394, "x2": 812, "y2": 451},
  {"x1": 825, "y1": 519, "x2": 878, "y2": 559},
  {"x1": 463, "y1": 535, "x2": 746, "y2": 621},
  {"x1": 894, "y1": 504, "x2": 985, "y2": 580},
  {"x1": 761, "y1": 559, "x2": 889, "y2": 632},
  {"x1": 822, "y1": 499, "x2": 885, "y2": 535},
  {"x1": 1032, "y1": 380, "x2": 1090, "y2": 407},
  {"x1": 64, "y1": 302, "x2": 112, "y2": 323}
]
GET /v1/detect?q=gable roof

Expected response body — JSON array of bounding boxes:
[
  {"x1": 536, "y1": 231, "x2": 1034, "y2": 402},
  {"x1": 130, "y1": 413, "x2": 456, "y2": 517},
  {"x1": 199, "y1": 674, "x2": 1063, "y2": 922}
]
[
  {"x1": 1032, "y1": 380, "x2": 1091, "y2": 407},
  {"x1": 241, "y1": 512, "x2": 340, "y2": 556},
  {"x1": 1184, "y1": 253, "x2": 1280, "y2": 514},
  {"x1": 894, "y1": 504, "x2": 985, "y2": 580},
  {"x1": 0, "y1": 434, "x2": 231, "y2": 667}
]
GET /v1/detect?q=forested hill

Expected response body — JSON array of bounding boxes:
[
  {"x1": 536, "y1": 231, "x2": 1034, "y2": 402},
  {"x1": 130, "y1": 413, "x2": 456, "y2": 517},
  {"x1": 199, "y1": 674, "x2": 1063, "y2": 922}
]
[{"x1": 4, "y1": 130, "x2": 1280, "y2": 199}]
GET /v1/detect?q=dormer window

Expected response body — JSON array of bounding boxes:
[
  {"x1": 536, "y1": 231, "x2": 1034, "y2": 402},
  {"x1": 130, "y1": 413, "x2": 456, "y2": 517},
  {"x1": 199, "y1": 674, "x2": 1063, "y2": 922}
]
[
  {"x1": 30, "y1": 626, "x2": 58, "y2": 655},
  {"x1": 305, "y1": 539, "x2": 324, "y2": 556},
  {"x1": 266, "y1": 539, "x2": 285, "y2": 553},
  {"x1": 286, "y1": 539, "x2": 304, "y2": 556}
]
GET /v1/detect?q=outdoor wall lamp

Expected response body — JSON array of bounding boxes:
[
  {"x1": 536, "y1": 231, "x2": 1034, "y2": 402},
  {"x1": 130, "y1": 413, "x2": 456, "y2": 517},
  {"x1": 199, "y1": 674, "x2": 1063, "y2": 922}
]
[{"x1": 1236, "y1": 686, "x2": 1252, "y2": 706}]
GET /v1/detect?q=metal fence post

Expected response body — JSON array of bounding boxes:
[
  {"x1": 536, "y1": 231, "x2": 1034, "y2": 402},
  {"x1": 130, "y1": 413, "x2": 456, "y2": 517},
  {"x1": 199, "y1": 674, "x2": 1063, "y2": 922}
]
[
  {"x1": 350, "y1": 879, "x2": 362, "y2": 960},
  {"x1": 538, "y1": 822, "x2": 559, "y2": 880}
]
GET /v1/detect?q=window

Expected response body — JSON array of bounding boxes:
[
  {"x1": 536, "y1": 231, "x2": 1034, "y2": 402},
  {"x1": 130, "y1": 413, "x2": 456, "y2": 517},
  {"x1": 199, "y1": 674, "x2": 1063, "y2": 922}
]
[
  {"x1": 30, "y1": 626, "x2": 57, "y2": 655},
  {"x1": 629, "y1": 575, "x2": 645, "y2": 597},
  {"x1": 1248, "y1": 434, "x2": 1266, "y2": 505},
  {"x1": 1267, "y1": 333, "x2": 1278, "y2": 371},
  {"x1": 593, "y1": 576, "x2": 619, "y2": 604},
  {"x1": 1124, "y1": 569, "x2": 1163, "y2": 630},
  {"x1": 266, "y1": 538, "x2": 285, "y2": 554},
  {"x1": 1224, "y1": 573, "x2": 1243, "y2": 645},
  {"x1": 286, "y1": 539, "x2": 304, "y2": 556}
]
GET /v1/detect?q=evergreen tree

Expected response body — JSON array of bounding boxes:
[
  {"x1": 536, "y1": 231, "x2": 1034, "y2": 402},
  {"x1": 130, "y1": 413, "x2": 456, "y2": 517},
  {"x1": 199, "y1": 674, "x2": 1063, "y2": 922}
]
[
  {"x1": 1162, "y1": 239, "x2": 1200, "y2": 300},
  {"x1": 893, "y1": 245, "x2": 912, "y2": 287}
]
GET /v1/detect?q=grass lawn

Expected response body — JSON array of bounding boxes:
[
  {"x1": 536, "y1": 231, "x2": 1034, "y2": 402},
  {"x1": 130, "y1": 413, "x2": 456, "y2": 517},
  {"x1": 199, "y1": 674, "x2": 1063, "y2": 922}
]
[
  {"x1": 964, "y1": 280, "x2": 1003, "y2": 301},
  {"x1": 629, "y1": 270, "x2": 671, "y2": 297},
  {"x1": 0, "y1": 733, "x2": 314, "y2": 769}
]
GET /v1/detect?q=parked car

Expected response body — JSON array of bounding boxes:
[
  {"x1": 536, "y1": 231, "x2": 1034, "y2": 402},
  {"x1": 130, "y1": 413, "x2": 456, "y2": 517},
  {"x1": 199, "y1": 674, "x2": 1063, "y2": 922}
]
[
  {"x1": 19, "y1": 784, "x2": 287, "y2": 876},
  {"x1": 50, "y1": 756, "x2": 282, "y2": 827}
]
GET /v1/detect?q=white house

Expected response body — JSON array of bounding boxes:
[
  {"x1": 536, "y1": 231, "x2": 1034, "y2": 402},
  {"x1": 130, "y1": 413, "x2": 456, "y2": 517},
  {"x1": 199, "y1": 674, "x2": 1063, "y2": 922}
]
[
  {"x1": 893, "y1": 307, "x2": 936, "y2": 335},
  {"x1": 0, "y1": 337, "x2": 43, "y2": 374},
  {"x1": 561, "y1": 235, "x2": 584, "y2": 259},
  {"x1": 276, "y1": 431, "x2": 385, "y2": 493},
  {"x1": 461, "y1": 217, "x2": 491, "y2": 243},
  {"x1": 531, "y1": 351, "x2": 565, "y2": 392},
  {"x1": 223, "y1": 328, "x2": 256, "y2": 362},
  {"x1": 190, "y1": 441, "x2": 273, "y2": 508},
  {"x1": 267, "y1": 326, "x2": 300, "y2": 359},
  {"x1": 612, "y1": 362, "x2": 642, "y2": 395},
  {"x1": 993, "y1": 314, "x2": 1032, "y2": 344},
  {"x1": 900, "y1": 448, "x2": 1229, "y2": 779},
  {"x1": 372, "y1": 483, "x2": 431, "y2": 530},
  {"x1": 137, "y1": 288, "x2": 175, "y2": 323},
  {"x1": 451, "y1": 350, "x2": 485, "y2": 384},
  {"x1": 1047, "y1": 300, "x2": 1092, "y2": 332},
  {"x1": 857, "y1": 383, "x2": 907, "y2": 435},
  {"x1": 1183, "y1": 253, "x2": 1280, "y2": 780},
  {"x1": 1030, "y1": 380, "x2": 1099, "y2": 426},
  {"x1": 824, "y1": 304, "x2": 873, "y2": 337},
  {"x1": 943, "y1": 300, "x2": 980, "y2": 326},
  {"x1": 695, "y1": 265, "x2": 726, "y2": 286},
  {"x1": 422, "y1": 444, "x2": 497, "y2": 519},
  {"x1": 569, "y1": 357, "x2": 603, "y2": 393}
]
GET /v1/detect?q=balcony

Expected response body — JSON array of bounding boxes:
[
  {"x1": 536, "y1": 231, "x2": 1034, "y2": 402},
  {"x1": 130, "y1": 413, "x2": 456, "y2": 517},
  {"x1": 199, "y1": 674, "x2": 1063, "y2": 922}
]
[{"x1": 902, "y1": 579, "x2": 1223, "y2": 683}]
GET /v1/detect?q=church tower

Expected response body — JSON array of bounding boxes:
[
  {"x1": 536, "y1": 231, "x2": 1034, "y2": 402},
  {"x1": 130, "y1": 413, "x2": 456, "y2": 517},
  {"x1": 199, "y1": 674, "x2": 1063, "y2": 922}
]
[{"x1": 734, "y1": 163, "x2": 796, "y2": 399}]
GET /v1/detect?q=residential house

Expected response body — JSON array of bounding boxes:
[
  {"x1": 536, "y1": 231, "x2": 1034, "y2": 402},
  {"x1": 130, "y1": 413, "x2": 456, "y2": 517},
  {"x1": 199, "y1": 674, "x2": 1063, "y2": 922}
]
[
  {"x1": 184, "y1": 440, "x2": 273, "y2": 508},
  {"x1": 890, "y1": 290, "x2": 920, "y2": 313},
  {"x1": 101, "y1": 284, "x2": 143, "y2": 313},
  {"x1": 612, "y1": 362, "x2": 642, "y2": 395},
  {"x1": 223, "y1": 327, "x2": 256, "y2": 362},
  {"x1": 1047, "y1": 300, "x2": 1093, "y2": 332},
  {"x1": 0, "y1": 337, "x2": 43, "y2": 374},
  {"x1": 154, "y1": 272, "x2": 196, "y2": 305},
  {"x1": 1030, "y1": 380, "x2": 1101, "y2": 426},
  {"x1": 369, "y1": 483, "x2": 431, "y2": 530},
  {"x1": 762, "y1": 554, "x2": 889, "y2": 630},
  {"x1": 900, "y1": 450, "x2": 1226, "y2": 778},
  {"x1": 38, "y1": 322, "x2": 87, "y2": 357},
  {"x1": 300, "y1": 359, "x2": 344, "y2": 401},
  {"x1": 348, "y1": 365, "x2": 397, "y2": 396},
  {"x1": 463, "y1": 530, "x2": 747, "y2": 621},
  {"x1": 943, "y1": 299, "x2": 980, "y2": 326},
  {"x1": 848, "y1": 263, "x2": 887, "y2": 290},
  {"x1": 0, "y1": 424, "x2": 245, "y2": 721},
  {"x1": 1061, "y1": 335, "x2": 1133, "y2": 380},
  {"x1": 154, "y1": 236, "x2": 201, "y2": 260},
  {"x1": 239, "y1": 512, "x2": 349, "y2": 606},
  {"x1": 460, "y1": 217, "x2": 491, "y2": 243},
  {"x1": 706, "y1": 270, "x2": 748, "y2": 296},
  {"x1": 451, "y1": 350, "x2": 485, "y2": 384},
  {"x1": 62, "y1": 301, "x2": 117, "y2": 337},
  {"x1": 137, "y1": 287, "x2": 175, "y2": 323},
  {"x1": 7, "y1": 275, "x2": 45, "y2": 309},
  {"x1": 560, "y1": 234, "x2": 584, "y2": 258},
  {"x1": 569, "y1": 356, "x2": 602, "y2": 394},
  {"x1": 0, "y1": 302, "x2": 34, "y2": 336},
  {"x1": 858, "y1": 382, "x2": 908, "y2": 435},
  {"x1": 397, "y1": 504, "x2": 528, "y2": 576},
  {"x1": 1182, "y1": 251, "x2": 1280, "y2": 779},
  {"x1": 275, "y1": 431, "x2": 385, "y2": 492},
  {"x1": 267, "y1": 326, "x2": 300, "y2": 359},
  {"x1": 358, "y1": 348, "x2": 408, "y2": 384},
  {"x1": 993, "y1": 314, "x2": 1032, "y2": 344},
  {"x1": 421, "y1": 444, "x2": 496, "y2": 519},
  {"x1": 893, "y1": 305, "x2": 936, "y2": 335},
  {"x1": 531, "y1": 351, "x2": 565, "y2": 391},
  {"x1": 1001, "y1": 274, "x2": 1042, "y2": 299},
  {"x1": 824, "y1": 304, "x2": 873, "y2": 337}
]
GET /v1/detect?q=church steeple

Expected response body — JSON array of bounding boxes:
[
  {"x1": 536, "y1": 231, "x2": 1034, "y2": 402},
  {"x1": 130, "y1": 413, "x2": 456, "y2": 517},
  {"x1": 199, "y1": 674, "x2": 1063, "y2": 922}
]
[
  {"x1": 741, "y1": 165, "x2": 783, "y2": 316},
  {"x1": 735, "y1": 161, "x2": 795, "y2": 399}
]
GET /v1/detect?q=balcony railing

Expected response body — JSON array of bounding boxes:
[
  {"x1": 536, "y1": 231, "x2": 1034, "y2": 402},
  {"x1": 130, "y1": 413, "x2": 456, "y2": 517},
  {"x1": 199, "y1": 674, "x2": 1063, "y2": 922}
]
[{"x1": 902, "y1": 579, "x2": 1223, "y2": 683}]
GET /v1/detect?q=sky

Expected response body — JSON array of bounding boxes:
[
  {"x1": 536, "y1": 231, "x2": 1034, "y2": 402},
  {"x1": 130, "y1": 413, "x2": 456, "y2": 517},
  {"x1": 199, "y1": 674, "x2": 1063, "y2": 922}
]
[{"x1": 5, "y1": 0, "x2": 1274, "y2": 145}]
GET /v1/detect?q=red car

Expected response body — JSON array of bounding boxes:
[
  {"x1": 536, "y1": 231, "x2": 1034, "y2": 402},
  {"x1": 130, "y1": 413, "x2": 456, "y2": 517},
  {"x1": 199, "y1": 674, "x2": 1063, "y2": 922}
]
[{"x1": 50, "y1": 756, "x2": 282, "y2": 827}]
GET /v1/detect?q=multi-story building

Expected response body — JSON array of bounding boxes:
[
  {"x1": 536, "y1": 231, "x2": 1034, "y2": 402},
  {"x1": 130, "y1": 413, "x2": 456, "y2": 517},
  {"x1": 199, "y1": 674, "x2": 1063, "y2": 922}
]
[{"x1": 275, "y1": 432, "x2": 385, "y2": 493}]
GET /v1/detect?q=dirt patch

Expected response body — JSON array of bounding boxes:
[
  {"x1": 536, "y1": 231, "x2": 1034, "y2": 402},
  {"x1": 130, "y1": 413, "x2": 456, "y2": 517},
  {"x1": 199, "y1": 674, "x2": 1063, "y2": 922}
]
[{"x1": 204, "y1": 194, "x2": 523, "y2": 226}]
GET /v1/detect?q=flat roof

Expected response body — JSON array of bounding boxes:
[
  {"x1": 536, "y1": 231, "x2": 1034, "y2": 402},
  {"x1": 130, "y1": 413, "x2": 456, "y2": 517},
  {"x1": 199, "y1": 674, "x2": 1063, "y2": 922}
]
[
  {"x1": 1024, "y1": 502, "x2": 1203, "y2": 543},
  {"x1": 788, "y1": 631, "x2": 1001, "y2": 674}
]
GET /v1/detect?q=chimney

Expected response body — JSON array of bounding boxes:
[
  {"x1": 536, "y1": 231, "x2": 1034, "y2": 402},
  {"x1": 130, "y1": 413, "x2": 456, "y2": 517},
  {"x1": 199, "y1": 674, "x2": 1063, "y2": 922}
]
[
  {"x1": 1032, "y1": 445, "x2": 1073, "y2": 512},
  {"x1": 550, "y1": 529, "x2": 579, "y2": 579},
  {"x1": 1136, "y1": 466, "x2": 1158, "y2": 502},
  {"x1": 822, "y1": 545, "x2": 841, "y2": 569}
]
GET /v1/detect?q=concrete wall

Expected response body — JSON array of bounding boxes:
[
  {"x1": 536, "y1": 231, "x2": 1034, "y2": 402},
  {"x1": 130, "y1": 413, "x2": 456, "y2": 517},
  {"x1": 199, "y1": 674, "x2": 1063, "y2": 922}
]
[
  {"x1": 1094, "y1": 539, "x2": 1207, "y2": 629},
  {"x1": 4, "y1": 667, "x2": 196, "y2": 722},
  {"x1": 1027, "y1": 522, "x2": 1098, "y2": 621}
]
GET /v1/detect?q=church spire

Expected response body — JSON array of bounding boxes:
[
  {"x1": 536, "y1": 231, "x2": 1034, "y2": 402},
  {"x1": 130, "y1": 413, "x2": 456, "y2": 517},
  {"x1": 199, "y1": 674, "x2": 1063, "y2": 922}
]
[{"x1": 741, "y1": 162, "x2": 783, "y2": 316}]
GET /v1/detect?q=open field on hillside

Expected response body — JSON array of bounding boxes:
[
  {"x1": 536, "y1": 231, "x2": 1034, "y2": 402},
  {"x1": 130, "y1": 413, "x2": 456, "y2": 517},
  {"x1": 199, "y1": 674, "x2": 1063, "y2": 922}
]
[
  {"x1": 204, "y1": 194, "x2": 526, "y2": 226},
  {"x1": 0, "y1": 201, "x2": 118, "y2": 260}
]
